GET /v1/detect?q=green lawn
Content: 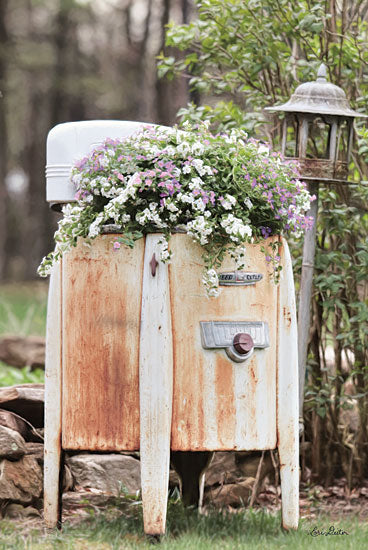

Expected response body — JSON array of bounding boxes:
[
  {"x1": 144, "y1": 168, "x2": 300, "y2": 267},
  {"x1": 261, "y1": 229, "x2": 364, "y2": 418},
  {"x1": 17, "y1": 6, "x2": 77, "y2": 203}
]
[
  {"x1": 0, "y1": 282, "x2": 48, "y2": 338},
  {"x1": 0, "y1": 282, "x2": 48, "y2": 385},
  {"x1": 0, "y1": 502, "x2": 366, "y2": 550}
]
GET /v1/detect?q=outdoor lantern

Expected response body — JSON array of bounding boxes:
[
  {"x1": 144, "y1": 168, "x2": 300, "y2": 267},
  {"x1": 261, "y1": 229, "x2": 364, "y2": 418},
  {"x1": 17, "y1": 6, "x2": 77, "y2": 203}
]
[
  {"x1": 265, "y1": 63, "x2": 366, "y2": 429},
  {"x1": 266, "y1": 63, "x2": 362, "y2": 183}
]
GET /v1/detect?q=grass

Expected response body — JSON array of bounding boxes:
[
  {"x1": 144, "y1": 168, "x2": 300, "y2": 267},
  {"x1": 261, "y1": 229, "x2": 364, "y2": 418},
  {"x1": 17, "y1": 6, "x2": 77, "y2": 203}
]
[
  {"x1": 0, "y1": 282, "x2": 48, "y2": 338},
  {"x1": 0, "y1": 501, "x2": 366, "y2": 550},
  {"x1": 0, "y1": 282, "x2": 48, "y2": 385},
  {"x1": 0, "y1": 362, "x2": 45, "y2": 386}
]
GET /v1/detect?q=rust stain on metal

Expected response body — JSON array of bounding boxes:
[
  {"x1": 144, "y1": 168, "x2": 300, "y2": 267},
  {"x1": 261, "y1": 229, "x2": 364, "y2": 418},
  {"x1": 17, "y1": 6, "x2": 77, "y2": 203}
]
[
  {"x1": 62, "y1": 236, "x2": 143, "y2": 451},
  {"x1": 249, "y1": 363, "x2": 258, "y2": 385},
  {"x1": 145, "y1": 514, "x2": 165, "y2": 536},
  {"x1": 171, "y1": 327, "x2": 206, "y2": 450},
  {"x1": 246, "y1": 357, "x2": 258, "y2": 441},
  {"x1": 283, "y1": 306, "x2": 292, "y2": 328},
  {"x1": 215, "y1": 354, "x2": 236, "y2": 448}
]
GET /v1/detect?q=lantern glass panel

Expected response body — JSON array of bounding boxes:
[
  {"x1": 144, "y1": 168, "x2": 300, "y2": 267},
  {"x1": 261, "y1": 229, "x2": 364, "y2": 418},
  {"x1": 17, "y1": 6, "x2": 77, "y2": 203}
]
[
  {"x1": 336, "y1": 120, "x2": 349, "y2": 161},
  {"x1": 306, "y1": 117, "x2": 330, "y2": 159},
  {"x1": 285, "y1": 116, "x2": 299, "y2": 158}
]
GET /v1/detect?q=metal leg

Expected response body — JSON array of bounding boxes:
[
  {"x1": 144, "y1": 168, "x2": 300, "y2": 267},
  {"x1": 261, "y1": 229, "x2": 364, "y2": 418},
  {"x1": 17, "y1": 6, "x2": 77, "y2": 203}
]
[
  {"x1": 139, "y1": 235, "x2": 173, "y2": 535},
  {"x1": 277, "y1": 239, "x2": 299, "y2": 530},
  {"x1": 44, "y1": 261, "x2": 63, "y2": 529},
  {"x1": 278, "y1": 446, "x2": 299, "y2": 530}
]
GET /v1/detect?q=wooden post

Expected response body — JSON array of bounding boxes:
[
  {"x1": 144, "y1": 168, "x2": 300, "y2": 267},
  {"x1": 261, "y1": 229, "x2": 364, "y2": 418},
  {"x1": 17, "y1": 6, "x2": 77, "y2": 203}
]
[
  {"x1": 44, "y1": 261, "x2": 63, "y2": 529},
  {"x1": 139, "y1": 234, "x2": 173, "y2": 536},
  {"x1": 297, "y1": 182, "x2": 319, "y2": 425}
]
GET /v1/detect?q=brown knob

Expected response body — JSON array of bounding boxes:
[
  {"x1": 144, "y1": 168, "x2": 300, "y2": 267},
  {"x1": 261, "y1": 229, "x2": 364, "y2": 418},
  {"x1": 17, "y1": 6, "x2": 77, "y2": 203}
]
[{"x1": 233, "y1": 333, "x2": 254, "y2": 355}]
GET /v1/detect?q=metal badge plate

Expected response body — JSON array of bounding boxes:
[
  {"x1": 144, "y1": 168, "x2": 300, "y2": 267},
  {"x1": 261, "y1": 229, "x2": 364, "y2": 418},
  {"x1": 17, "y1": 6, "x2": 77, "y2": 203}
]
[
  {"x1": 218, "y1": 272, "x2": 263, "y2": 285},
  {"x1": 200, "y1": 321, "x2": 270, "y2": 350}
]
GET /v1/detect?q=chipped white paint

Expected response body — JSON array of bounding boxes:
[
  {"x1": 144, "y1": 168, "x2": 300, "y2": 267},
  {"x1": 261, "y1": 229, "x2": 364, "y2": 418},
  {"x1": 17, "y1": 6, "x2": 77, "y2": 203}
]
[
  {"x1": 44, "y1": 261, "x2": 62, "y2": 529},
  {"x1": 139, "y1": 234, "x2": 173, "y2": 535},
  {"x1": 277, "y1": 238, "x2": 299, "y2": 530},
  {"x1": 201, "y1": 356, "x2": 218, "y2": 449}
]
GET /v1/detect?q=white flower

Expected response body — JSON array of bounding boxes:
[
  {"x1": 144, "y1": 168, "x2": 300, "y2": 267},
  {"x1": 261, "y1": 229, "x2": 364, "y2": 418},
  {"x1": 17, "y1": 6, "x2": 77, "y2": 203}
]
[
  {"x1": 192, "y1": 158, "x2": 206, "y2": 176},
  {"x1": 191, "y1": 141, "x2": 205, "y2": 155},
  {"x1": 186, "y1": 215, "x2": 213, "y2": 245},
  {"x1": 88, "y1": 213, "x2": 105, "y2": 237},
  {"x1": 230, "y1": 246, "x2": 246, "y2": 269},
  {"x1": 179, "y1": 193, "x2": 194, "y2": 205},
  {"x1": 177, "y1": 142, "x2": 191, "y2": 156},
  {"x1": 221, "y1": 194, "x2": 237, "y2": 210},
  {"x1": 258, "y1": 144, "x2": 270, "y2": 156},
  {"x1": 193, "y1": 198, "x2": 206, "y2": 212},
  {"x1": 166, "y1": 201, "x2": 179, "y2": 213},
  {"x1": 202, "y1": 268, "x2": 220, "y2": 298},
  {"x1": 71, "y1": 173, "x2": 82, "y2": 186},
  {"x1": 244, "y1": 198, "x2": 253, "y2": 209},
  {"x1": 189, "y1": 177, "x2": 203, "y2": 190},
  {"x1": 99, "y1": 155, "x2": 110, "y2": 168},
  {"x1": 158, "y1": 237, "x2": 171, "y2": 262},
  {"x1": 136, "y1": 205, "x2": 167, "y2": 228},
  {"x1": 220, "y1": 214, "x2": 252, "y2": 241}
]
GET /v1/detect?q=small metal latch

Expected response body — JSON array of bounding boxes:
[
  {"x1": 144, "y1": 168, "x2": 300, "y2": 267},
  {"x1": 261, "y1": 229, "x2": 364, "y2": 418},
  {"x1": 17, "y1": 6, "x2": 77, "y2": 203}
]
[
  {"x1": 200, "y1": 321, "x2": 269, "y2": 363},
  {"x1": 149, "y1": 253, "x2": 159, "y2": 277}
]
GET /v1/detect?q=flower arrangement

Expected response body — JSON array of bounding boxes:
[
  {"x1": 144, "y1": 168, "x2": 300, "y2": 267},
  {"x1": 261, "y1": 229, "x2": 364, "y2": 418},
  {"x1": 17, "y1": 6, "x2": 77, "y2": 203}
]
[{"x1": 38, "y1": 123, "x2": 314, "y2": 296}]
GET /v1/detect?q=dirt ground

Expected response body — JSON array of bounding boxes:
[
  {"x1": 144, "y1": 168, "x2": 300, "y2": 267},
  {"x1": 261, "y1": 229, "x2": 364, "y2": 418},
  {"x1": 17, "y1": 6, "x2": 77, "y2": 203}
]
[{"x1": 257, "y1": 480, "x2": 368, "y2": 521}]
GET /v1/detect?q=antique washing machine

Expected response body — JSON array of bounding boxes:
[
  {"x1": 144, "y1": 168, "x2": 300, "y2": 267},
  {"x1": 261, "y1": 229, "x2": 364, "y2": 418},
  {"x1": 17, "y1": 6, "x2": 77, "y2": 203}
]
[{"x1": 43, "y1": 121, "x2": 299, "y2": 535}]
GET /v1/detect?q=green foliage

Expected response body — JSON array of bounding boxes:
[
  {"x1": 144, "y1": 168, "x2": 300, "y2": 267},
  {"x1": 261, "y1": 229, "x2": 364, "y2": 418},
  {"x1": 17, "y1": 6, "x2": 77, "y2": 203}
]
[
  {"x1": 0, "y1": 283, "x2": 48, "y2": 337},
  {"x1": 0, "y1": 283, "x2": 47, "y2": 386},
  {"x1": 158, "y1": 0, "x2": 368, "y2": 482},
  {"x1": 0, "y1": 362, "x2": 44, "y2": 387},
  {"x1": 158, "y1": 0, "x2": 368, "y2": 133}
]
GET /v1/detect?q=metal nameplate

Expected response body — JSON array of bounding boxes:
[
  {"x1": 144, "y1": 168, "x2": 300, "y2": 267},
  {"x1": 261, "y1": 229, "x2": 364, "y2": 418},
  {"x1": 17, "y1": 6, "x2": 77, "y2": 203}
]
[
  {"x1": 218, "y1": 272, "x2": 263, "y2": 285},
  {"x1": 200, "y1": 321, "x2": 270, "y2": 349}
]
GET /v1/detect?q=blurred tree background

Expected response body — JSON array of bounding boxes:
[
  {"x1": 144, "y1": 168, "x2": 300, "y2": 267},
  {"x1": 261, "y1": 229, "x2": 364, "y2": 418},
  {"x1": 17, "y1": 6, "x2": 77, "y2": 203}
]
[{"x1": 0, "y1": 0, "x2": 191, "y2": 281}]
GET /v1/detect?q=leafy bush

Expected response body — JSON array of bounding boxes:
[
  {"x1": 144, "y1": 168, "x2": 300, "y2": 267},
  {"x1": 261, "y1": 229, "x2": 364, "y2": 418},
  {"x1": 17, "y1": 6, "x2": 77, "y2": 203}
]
[{"x1": 158, "y1": 0, "x2": 368, "y2": 482}]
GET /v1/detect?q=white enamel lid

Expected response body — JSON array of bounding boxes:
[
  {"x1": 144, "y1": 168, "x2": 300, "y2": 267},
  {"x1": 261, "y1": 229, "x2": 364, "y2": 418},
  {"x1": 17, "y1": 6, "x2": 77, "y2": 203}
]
[{"x1": 46, "y1": 120, "x2": 148, "y2": 204}]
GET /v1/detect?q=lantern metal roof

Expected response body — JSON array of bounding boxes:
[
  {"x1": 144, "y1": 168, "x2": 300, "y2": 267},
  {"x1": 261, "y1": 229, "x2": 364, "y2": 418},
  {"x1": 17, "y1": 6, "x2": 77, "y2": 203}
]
[{"x1": 265, "y1": 64, "x2": 366, "y2": 118}]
